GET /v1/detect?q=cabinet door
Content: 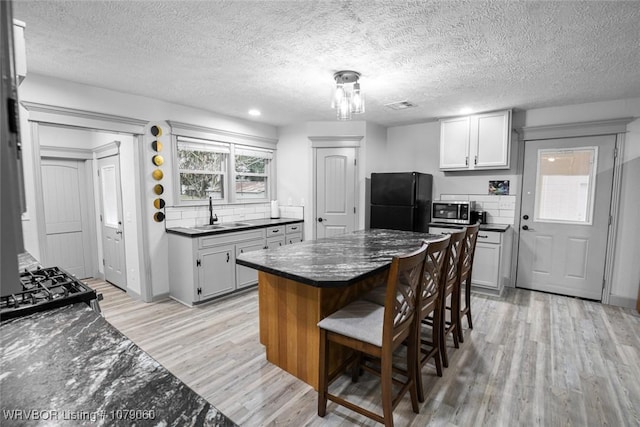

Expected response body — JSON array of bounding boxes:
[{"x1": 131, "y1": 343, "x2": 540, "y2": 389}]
[
  {"x1": 471, "y1": 242, "x2": 501, "y2": 289},
  {"x1": 440, "y1": 117, "x2": 471, "y2": 170},
  {"x1": 474, "y1": 110, "x2": 511, "y2": 169},
  {"x1": 266, "y1": 236, "x2": 285, "y2": 249},
  {"x1": 286, "y1": 233, "x2": 303, "y2": 245},
  {"x1": 198, "y1": 245, "x2": 235, "y2": 300},
  {"x1": 236, "y1": 239, "x2": 265, "y2": 289}
]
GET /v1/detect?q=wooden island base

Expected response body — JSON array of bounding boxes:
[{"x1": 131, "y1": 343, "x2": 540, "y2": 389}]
[{"x1": 257, "y1": 270, "x2": 387, "y2": 390}]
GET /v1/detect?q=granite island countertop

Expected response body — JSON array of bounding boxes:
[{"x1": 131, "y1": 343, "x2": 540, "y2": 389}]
[
  {"x1": 166, "y1": 217, "x2": 303, "y2": 237},
  {"x1": 236, "y1": 228, "x2": 445, "y2": 288},
  {"x1": 0, "y1": 303, "x2": 237, "y2": 427}
]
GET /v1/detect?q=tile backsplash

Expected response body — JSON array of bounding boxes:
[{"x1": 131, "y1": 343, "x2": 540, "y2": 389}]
[
  {"x1": 439, "y1": 194, "x2": 516, "y2": 225},
  {"x1": 165, "y1": 203, "x2": 304, "y2": 228}
]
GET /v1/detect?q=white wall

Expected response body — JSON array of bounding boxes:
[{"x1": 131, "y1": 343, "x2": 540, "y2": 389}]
[{"x1": 275, "y1": 123, "x2": 312, "y2": 238}]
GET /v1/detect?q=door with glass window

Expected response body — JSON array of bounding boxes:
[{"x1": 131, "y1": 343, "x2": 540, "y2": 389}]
[{"x1": 517, "y1": 135, "x2": 615, "y2": 300}]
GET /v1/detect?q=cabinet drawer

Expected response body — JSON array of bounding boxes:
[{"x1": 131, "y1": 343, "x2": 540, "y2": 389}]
[
  {"x1": 266, "y1": 226, "x2": 284, "y2": 237},
  {"x1": 476, "y1": 231, "x2": 501, "y2": 244},
  {"x1": 199, "y1": 229, "x2": 265, "y2": 249},
  {"x1": 285, "y1": 223, "x2": 302, "y2": 234}
]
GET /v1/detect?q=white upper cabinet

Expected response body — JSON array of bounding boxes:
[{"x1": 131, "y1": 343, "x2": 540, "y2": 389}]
[
  {"x1": 439, "y1": 109, "x2": 511, "y2": 170},
  {"x1": 13, "y1": 20, "x2": 27, "y2": 84}
]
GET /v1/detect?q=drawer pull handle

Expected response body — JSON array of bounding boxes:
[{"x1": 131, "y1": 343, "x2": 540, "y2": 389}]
[
  {"x1": 272, "y1": 229, "x2": 280, "y2": 233},
  {"x1": 226, "y1": 253, "x2": 230, "y2": 262},
  {"x1": 478, "y1": 235, "x2": 489, "y2": 239}
]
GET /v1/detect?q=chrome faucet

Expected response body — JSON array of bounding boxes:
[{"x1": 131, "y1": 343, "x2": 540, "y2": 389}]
[{"x1": 209, "y1": 196, "x2": 218, "y2": 225}]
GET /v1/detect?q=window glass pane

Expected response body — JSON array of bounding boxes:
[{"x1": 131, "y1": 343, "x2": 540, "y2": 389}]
[
  {"x1": 180, "y1": 173, "x2": 224, "y2": 201},
  {"x1": 235, "y1": 175, "x2": 266, "y2": 200},
  {"x1": 235, "y1": 155, "x2": 266, "y2": 174},
  {"x1": 178, "y1": 148, "x2": 225, "y2": 172},
  {"x1": 534, "y1": 148, "x2": 597, "y2": 223}
]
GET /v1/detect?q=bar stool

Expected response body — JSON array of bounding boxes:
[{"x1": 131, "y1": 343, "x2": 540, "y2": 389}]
[
  {"x1": 458, "y1": 223, "x2": 480, "y2": 343},
  {"x1": 437, "y1": 229, "x2": 466, "y2": 368},
  {"x1": 317, "y1": 243, "x2": 428, "y2": 427},
  {"x1": 415, "y1": 236, "x2": 450, "y2": 402}
]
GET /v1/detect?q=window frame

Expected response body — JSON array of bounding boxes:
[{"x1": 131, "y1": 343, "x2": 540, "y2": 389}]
[
  {"x1": 231, "y1": 145, "x2": 273, "y2": 203},
  {"x1": 172, "y1": 135, "x2": 275, "y2": 206}
]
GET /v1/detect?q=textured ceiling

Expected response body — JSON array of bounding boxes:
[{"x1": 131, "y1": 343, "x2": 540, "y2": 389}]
[{"x1": 13, "y1": 0, "x2": 640, "y2": 127}]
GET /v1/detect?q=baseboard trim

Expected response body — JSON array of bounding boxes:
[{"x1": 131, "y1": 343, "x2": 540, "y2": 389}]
[
  {"x1": 151, "y1": 292, "x2": 170, "y2": 302},
  {"x1": 607, "y1": 295, "x2": 636, "y2": 309}
]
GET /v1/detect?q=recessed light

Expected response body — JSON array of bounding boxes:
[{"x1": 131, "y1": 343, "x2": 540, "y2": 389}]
[
  {"x1": 459, "y1": 107, "x2": 473, "y2": 115},
  {"x1": 248, "y1": 109, "x2": 261, "y2": 117}
]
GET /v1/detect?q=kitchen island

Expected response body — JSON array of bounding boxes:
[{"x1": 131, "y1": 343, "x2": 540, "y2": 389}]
[
  {"x1": 0, "y1": 302, "x2": 236, "y2": 426},
  {"x1": 236, "y1": 228, "x2": 443, "y2": 389}
]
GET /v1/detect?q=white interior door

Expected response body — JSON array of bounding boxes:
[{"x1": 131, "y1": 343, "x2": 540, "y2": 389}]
[
  {"x1": 517, "y1": 135, "x2": 615, "y2": 300},
  {"x1": 315, "y1": 147, "x2": 356, "y2": 238},
  {"x1": 41, "y1": 158, "x2": 91, "y2": 278},
  {"x1": 98, "y1": 155, "x2": 127, "y2": 289}
]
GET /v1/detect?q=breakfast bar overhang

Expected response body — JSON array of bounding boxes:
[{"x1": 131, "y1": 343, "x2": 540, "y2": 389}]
[{"x1": 236, "y1": 229, "x2": 442, "y2": 389}]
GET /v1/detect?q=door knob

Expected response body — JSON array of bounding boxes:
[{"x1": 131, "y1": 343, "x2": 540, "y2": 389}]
[
  {"x1": 523, "y1": 214, "x2": 529, "y2": 220},
  {"x1": 522, "y1": 225, "x2": 529, "y2": 231},
  {"x1": 317, "y1": 217, "x2": 324, "y2": 222}
]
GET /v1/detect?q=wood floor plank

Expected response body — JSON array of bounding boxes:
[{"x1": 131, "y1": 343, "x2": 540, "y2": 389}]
[{"x1": 90, "y1": 280, "x2": 640, "y2": 426}]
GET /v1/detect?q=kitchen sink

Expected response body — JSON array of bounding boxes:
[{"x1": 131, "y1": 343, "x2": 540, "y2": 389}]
[
  {"x1": 193, "y1": 224, "x2": 229, "y2": 230},
  {"x1": 220, "y1": 222, "x2": 252, "y2": 227}
]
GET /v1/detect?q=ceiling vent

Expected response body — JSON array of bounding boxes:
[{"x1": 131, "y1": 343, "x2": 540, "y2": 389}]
[{"x1": 384, "y1": 101, "x2": 417, "y2": 110}]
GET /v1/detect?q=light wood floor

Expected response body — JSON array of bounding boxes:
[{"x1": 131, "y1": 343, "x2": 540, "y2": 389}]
[{"x1": 87, "y1": 279, "x2": 640, "y2": 426}]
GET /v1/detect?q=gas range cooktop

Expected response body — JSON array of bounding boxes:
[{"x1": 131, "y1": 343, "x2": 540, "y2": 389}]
[{"x1": 0, "y1": 267, "x2": 101, "y2": 321}]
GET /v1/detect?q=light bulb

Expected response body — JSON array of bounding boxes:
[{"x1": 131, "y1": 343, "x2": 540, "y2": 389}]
[
  {"x1": 337, "y1": 93, "x2": 352, "y2": 120},
  {"x1": 351, "y1": 82, "x2": 364, "y2": 114},
  {"x1": 332, "y1": 83, "x2": 345, "y2": 109}
]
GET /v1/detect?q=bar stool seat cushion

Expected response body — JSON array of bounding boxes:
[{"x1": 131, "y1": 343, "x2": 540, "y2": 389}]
[{"x1": 317, "y1": 300, "x2": 385, "y2": 347}]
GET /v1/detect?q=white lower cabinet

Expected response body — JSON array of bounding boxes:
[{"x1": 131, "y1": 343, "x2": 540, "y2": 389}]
[
  {"x1": 470, "y1": 241, "x2": 501, "y2": 290},
  {"x1": 429, "y1": 225, "x2": 511, "y2": 295},
  {"x1": 198, "y1": 245, "x2": 235, "y2": 299},
  {"x1": 286, "y1": 223, "x2": 303, "y2": 244},
  {"x1": 169, "y1": 222, "x2": 304, "y2": 306},
  {"x1": 235, "y1": 239, "x2": 265, "y2": 289}
]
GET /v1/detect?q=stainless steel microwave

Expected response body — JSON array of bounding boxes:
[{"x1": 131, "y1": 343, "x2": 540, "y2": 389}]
[{"x1": 432, "y1": 201, "x2": 476, "y2": 225}]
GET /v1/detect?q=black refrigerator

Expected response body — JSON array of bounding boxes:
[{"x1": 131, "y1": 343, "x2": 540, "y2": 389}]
[{"x1": 370, "y1": 172, "x2": 433, "y2": 232}]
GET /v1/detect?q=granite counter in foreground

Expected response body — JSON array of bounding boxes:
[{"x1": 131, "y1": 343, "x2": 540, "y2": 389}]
[{"x1": 0, "y1": 303, "x2": 236, "y2": 427}]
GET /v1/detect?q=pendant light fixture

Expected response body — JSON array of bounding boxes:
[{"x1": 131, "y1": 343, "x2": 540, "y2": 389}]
[{"x1": 331, "y1": 71, "x2": 365, "y2": 120}]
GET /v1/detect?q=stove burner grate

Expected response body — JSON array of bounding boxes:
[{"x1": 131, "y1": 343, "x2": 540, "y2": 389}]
[{"x1": 1, "y1": 266, "x2": 99, "y2": 321}]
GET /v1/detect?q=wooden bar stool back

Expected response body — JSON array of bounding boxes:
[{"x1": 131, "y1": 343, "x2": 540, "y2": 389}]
[
  {"x1": 317, "y1": 243, "x2": 428, "y2": 427},
  {"x1": 439, "y1": 229, "x2": 466, "y2": 368},
  {"x1": 458, "y1": 223, "x2": 480, "y2": 343},
  {"x1": 416, "y1": 236, "x2": 450, "y2": 403}
]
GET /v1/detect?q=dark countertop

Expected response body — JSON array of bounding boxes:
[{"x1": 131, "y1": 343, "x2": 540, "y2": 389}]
[
  {"x1": 0, "y1": 303, "x2": 237, "y2": 427},
  {"x1": 236, "y1": 228, "x2": 445, "y2": 288},
  {"x1": 166, "y1": 217, "x2": 303, "y2": 237},
  {"x1": 429, "y1": 222, "x2": 511, "y2": 232}
]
